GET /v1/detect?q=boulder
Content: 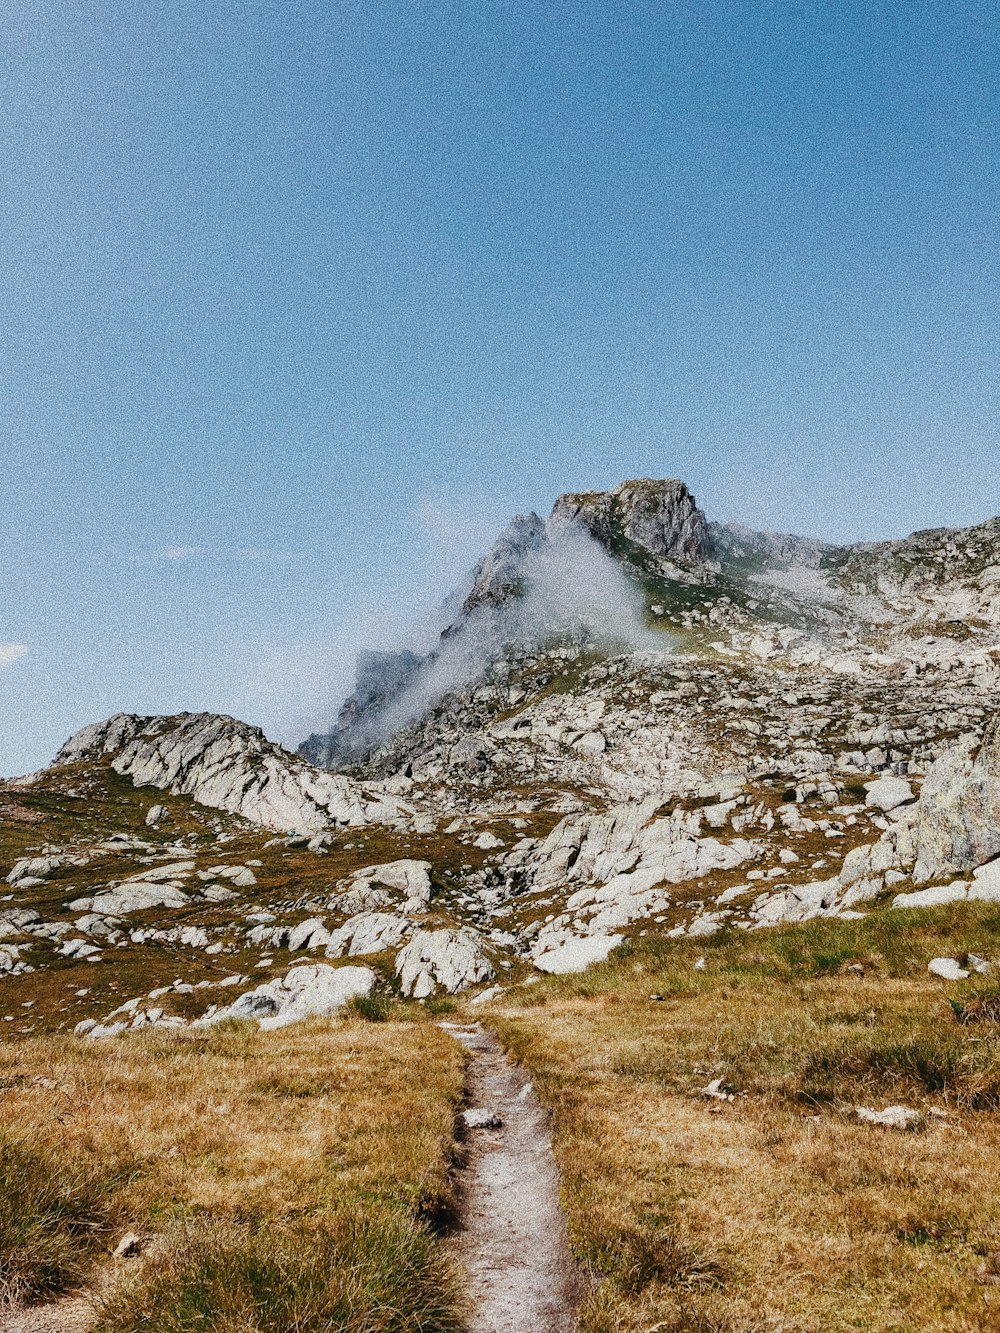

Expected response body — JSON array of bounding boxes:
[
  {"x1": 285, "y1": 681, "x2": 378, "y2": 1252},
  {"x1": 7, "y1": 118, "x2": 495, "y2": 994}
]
[
  {"x1": 285, "y1": 918, "x2": 331, "y2": 951},
  {"x1": 395, "y1": 928, "x2": 493, "y2": 998},
  {"x1": 197, "y1": 964, "x2": 376, "y2": 1030},
  {"x1": 856, "y1": 1105, "x2": 922, "y2": 1130},
  {"x1": 69, "y1": 882, "x2": 189, "y2": 915},
  {"x1": 892, "y1": 884, "x2": 969, "y2": 910},
  {"x1": 864, "y1": 777, "x2": 914, "y2": 813},
  {"x1": 928, "y1": 957, "x2": 969, "y2": 981},
  {"x1": 533, "y1": 933, "x2": 623, "y2": 974},
  {"x1": 462, "y1": 1108, "x2": 502, "y2": 1130},
  {"x1": 325, "y1": 911, "x2": 410, "y2": 957},
  {"x1": 7, "y1": 855, "x2": 64, "y2": 885},
  {"x1": 911, "y1": 720, "x2": 1000, "y2": 882},
  {"x1": 337, "y1": 860, "x2": 433, "y2": 912}
]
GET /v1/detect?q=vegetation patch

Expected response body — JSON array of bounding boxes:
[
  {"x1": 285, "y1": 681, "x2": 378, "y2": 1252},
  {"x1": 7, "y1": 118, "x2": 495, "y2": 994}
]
[
  {"x1": 0, "y1": 1133, "x2": 122, "y2": 1306},
  {"x1": 0, "y1": 1015, "x2": 465, "y2": 1322},
  {"x1": 95, "y1": 1208, "x2": 460, "y2": 1333},
  {"x1": 485, "y1": 903, "x2": 1000, "y2": 1331}
]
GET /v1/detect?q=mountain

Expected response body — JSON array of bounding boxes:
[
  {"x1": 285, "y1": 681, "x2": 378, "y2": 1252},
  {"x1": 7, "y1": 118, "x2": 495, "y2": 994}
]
[
  {"x1": 2, "y1": 477, "x2": 1000, "y2": 1040},
  {"x1": 301, "y1": 479, "x2": 1000, "y2": 773}
]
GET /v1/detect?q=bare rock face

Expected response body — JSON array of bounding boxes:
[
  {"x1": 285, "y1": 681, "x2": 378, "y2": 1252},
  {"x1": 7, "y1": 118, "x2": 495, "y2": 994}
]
[
  {"x1": 395, "y1": 927, "x2": 494, "y2": 997},
  {"x1": 195, "y1": 964, "x2": 376, "y2": 1030},
  {"x1": 548, "y1": 478, "x2": 712, "y2": 565},
  {"x1": 54, "y1": 712, "x2": 395, "y2": 833},
  {"x1": 461, "y1": 513, "x2": 549, "y2": 616},
  {"x1": 911, "y1": 718, "x2": 1000, "y2": 882}
]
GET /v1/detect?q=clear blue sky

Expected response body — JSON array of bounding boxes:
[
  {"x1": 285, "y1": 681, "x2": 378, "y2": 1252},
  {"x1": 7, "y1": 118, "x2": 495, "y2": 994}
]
[{"x1": 2, "y1": 0, "x2": 998, "y2": 774}]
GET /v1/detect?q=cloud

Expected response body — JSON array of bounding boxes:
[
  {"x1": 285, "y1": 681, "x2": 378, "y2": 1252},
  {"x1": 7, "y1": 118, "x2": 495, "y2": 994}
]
[
  {"x1": 411, "y1": 493, "x2": 506, "y2": 588},
  {"x1": 0, "y1": 643, "x2": 28, "y2": 669},
  {"x1": 342, "y1": 525, "x2": 667, "y2": 756},
  {"x1": 128, "y1": 546, "x2": 299, "y2": 565}
]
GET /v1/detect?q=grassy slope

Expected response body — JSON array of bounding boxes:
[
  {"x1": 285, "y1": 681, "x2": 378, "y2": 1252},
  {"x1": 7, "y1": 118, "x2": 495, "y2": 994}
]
[
  {"x1": 485, "y1": 904, "x2": 1000, "y2": 1332},
  {"x1": 0, "y1": 758, "x2": 519, "y2": 1032},
  {"x1": 0, "y1": 1014, "x2": 466, "y2": 1331}
]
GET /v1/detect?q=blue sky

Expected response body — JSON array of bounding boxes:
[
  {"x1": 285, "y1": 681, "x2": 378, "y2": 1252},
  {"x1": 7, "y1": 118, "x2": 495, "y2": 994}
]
[{"x1": 2, "y1": 0, "x2": 998, "y2": 774}]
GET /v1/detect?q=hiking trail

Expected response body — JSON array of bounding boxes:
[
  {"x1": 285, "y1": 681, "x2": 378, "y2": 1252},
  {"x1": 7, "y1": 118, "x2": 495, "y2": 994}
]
[{"x1": 442, "y1": 1021, "x2": 584, "y2": 1333}]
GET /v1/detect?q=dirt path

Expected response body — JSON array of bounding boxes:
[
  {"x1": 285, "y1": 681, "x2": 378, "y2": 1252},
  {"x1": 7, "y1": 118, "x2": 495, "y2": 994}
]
[{"x1": 442, "y1": 1022, "x2": 584, "y2": 1333}]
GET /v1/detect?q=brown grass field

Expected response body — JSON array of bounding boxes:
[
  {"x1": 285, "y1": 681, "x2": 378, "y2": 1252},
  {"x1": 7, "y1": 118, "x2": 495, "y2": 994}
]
[
  {"x1": 0, "y1": 1014, "x2": 466, "y2": 1331},
  {"x1": 485, "y1": 903, "x2": 1000, "y2": 1332}
]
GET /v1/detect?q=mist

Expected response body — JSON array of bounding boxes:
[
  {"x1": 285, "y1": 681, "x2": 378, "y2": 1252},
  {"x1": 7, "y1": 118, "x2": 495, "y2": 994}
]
[{"x1": 338, "y1": 524, "x2": 669, "y2": 758}]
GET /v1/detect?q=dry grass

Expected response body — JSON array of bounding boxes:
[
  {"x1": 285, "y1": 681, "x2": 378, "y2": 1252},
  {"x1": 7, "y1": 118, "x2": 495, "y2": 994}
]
[
  {"x1": 486, "y1": 904, "x2": 1000, "y2": 1332},
  {"x1": 0, "y1": 1015, "x2": 466, "y2": 1330}
]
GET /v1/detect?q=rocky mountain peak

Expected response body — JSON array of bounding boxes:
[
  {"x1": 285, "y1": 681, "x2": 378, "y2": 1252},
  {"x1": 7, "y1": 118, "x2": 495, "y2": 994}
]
[
  {"x1": 459, "y1": 512, "x2": 548, "y2": 617},
  {"x1": 548, "y1": 477, "x2": 712, "y2": 565}
]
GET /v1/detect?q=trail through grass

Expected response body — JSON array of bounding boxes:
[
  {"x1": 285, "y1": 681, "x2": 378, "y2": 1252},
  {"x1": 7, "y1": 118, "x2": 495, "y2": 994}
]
[{"x1": 484, "y1": 903, "x2": 1000, "y2": 1332}]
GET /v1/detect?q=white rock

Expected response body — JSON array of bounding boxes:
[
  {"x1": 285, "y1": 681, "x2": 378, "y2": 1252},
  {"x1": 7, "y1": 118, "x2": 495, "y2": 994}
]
[
  {"x1": 325, "y1": 912, "x2": 410, "y2": 957},
  {"x1": 339, "y1": 860, "x2": 433, "y2": 912},
  {"x1": 53, "y1": 712, "x2": 390, "y2": 832},
  {"x1": 687, "y1": 914, "x2": 724, "y2": 938},
  {"x1": 462, "y1": 1108, "x2": 502, "y2": 1129},
  {"x1": 700, "y1": 1078, "x2": 734, "y2": 1101},
  {"x1": 200, "y1": 884, "x2": 239, "y2": 903},
  {"x1": 533, "y1": 933, "x2": 622, "y2": 975},
  {"x1": 395, "y1": 928, "x2": 493, "y2": 998},
  {"x1": 122, "y1": 861, "x2": 195, "y2": 883},
  {"x1": 928, "y1": 957, "x2": 969, "y2": 981},
  {"x1": 856, "y1": 1105, "x2": 922, "y2": 1130},
  {"x1": 7, "y1": 856, "x2": 64, "y2": 885},
  {"x1": 286, "y1": 918, "x2": 331, "y2": 951},
  {"x1": 86, "y1": 1021, "x2": 128, "y2": 1039},
  {"x1": 892, "y1": 884, "x2": 968, "y2": 909},
  {"x1": 572, "y1": 730, "x2": 607, "y2": 757},
  {"x1": 197, "y1": 964, "x2": 376, "y2": 1030},
  {"x1": 865, "y1": 778, "x2": 914, "y2": 813},
  {"x1": 972, "y1": 859, "x2": 1000, "y2": 888},
  {"x1": 69, "y1": 882, "x2": 190, "y2": 915}
]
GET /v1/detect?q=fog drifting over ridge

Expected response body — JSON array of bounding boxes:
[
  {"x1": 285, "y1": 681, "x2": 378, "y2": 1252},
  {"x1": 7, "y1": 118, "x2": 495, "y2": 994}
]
[{"x1": 336, "y1": 525, "x2": 670, "y2": 759}]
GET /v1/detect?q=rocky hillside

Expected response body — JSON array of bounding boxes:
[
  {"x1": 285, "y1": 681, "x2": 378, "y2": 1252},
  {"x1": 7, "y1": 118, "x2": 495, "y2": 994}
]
[
  {"x1": 3, "y1": 478, "x2": 1000, "y2": 1042},
  {"x1": 301, "y1": 479, "x2": 1000, "y2": 771}
]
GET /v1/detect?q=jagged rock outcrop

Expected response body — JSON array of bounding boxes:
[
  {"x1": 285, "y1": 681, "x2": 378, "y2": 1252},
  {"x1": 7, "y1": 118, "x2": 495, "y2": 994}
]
[
  {"x1": 395, "y1": 927, "x2": 494, "y2": 997},
  {"x1": 910, "y1": 719, "x2": 1000, "y2": 882},
  {"x1": 548, "y1": 478, "x2": 712, "y2": 565},
  {"x1": 518, "y1": 797, "x2": 762, "y2": 934},
  {"x1": 461, "y1": 513, "x2": 549, "y2": 616},
  {"x1": 301, "y1": 478, "x2": 714, "y2": 769},
  {"x1": 54, "y1": 712, "x2": 408, "y2": 833}
]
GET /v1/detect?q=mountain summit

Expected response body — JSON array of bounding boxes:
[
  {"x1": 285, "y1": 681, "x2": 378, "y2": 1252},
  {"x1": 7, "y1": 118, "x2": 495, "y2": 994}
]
[{"x1": 300, "y1": 478, "x2": 1000, "y2": 772}]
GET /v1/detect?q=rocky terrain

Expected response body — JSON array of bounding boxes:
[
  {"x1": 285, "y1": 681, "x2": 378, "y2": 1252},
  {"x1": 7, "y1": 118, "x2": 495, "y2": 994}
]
[{"x1": 3, "y1": 478, "x2": 1000, "y2": 1041}]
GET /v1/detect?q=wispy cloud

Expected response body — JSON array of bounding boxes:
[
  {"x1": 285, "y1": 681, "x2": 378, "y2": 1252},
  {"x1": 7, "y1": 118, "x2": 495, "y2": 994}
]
[
  {"x1": 0, "y1": 643, "x2": 28, "y2": 669},
  {"x1": 128, "y1": 546, "x2": 299, "y2": 565},
  {"x1": 162, "y1": 545, "x2": 205, "y2": 561}
]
